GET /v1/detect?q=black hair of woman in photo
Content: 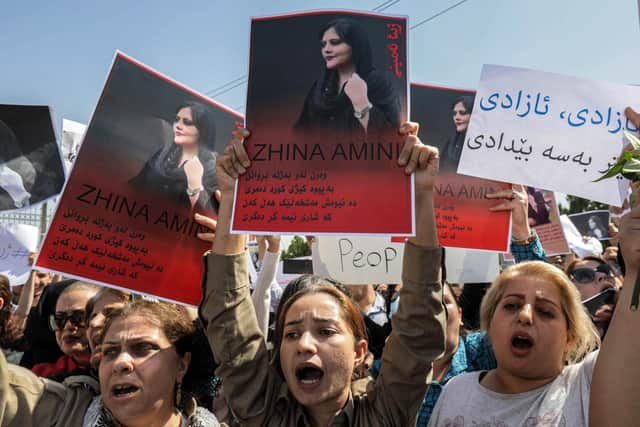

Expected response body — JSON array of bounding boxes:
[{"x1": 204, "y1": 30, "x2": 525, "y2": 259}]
[
  {"x1": 130, "y1": 101, "x2": 219, "y2": 213},
  {"x1": 440, "y1": 95, "x2": 474, "y2": 173},
  {"x1": 0, "y1": 119, "x2": 36, "y2": 210},
  {"x1": 294, "y1": 18, "x2": 400, "y2": 138}
]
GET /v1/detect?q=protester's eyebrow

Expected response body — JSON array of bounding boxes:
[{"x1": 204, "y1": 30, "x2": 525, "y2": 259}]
[
  {"x1": 503, "y1": 293, "x2": 560, "y2": 309},
  {"x1": 284, "y1": 317, "x2": 338, "y2": 328}
]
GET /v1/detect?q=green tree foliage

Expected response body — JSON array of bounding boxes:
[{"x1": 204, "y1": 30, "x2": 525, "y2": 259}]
[
  {"x1": 281, "y1": 235, "x2": 311, "y2": 260},
  {"x1": 559, "y1": 195, "x2": 608, "y2": 215}
]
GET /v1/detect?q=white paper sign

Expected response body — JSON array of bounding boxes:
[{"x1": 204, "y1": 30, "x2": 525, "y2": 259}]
[
  {"x1": 0, "y1": 224, "x2": 39, "y2": 286},
  {"x1": 312, "y1": 236, "x2": 500, "y2": 284},
  {"x1": 459, "y1": 64, "x2": 635, "y2": 207},
  {"x1": 312, "y1": 236, "x2": 404, "y2": 284}
]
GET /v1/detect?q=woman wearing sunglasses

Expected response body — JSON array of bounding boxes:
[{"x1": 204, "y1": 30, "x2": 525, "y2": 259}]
[
  {"x1": 31, "y1": 281, "x2": 99, "y2": 381},
  {"x1": 565, "y1": 256, "x2": 617, "y2": 337}
]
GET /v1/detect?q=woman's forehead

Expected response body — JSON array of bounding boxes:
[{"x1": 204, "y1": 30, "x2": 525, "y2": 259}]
[
  {"x1": 502, "y1": 276, "x2": 562, "y2": 303},
  {"x1": 285, "y1": 293, "x2": 343, "y2": 323}
]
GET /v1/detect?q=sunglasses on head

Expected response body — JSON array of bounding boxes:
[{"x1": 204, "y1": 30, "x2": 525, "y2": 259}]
[
  {"x1": 49, "y1": 310, "x2": 86, "y2": 331},
  {"x1": 570, "y1": 264, "x2": 614, "y2": 284}
]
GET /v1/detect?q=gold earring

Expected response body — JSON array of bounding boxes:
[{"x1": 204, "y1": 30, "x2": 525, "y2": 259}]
[{"x1": 175, "y1": 382, "x2": 182, "y2": 407}]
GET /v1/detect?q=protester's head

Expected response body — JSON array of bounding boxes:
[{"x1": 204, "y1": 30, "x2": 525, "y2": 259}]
[
  {"x1": 85, "y1": 287, "x2": 131, "y2": 354},
  {"x1": 480, "y1": 261, "x2": 599, "y2": 383},
  {"x1": 442, "y1": 282, "x2": 464, "y2": 357},
  {"x1": 452, "y1": 95, "x2": 474, "y2": 133},
  {"x1": 50, "y1": 281, "x2": 99, "y2": 365},
  {"x1": 275, "y1": 282, "x2": 367, "y2": 414},
  {"x1": 172, "y1": 101, "x2": 216, "y2": 153},
  {"x1": 565, "y1": 256, "x2": 616, "y2": 301},
  {"x1": 319, "y1": 18, "x2": 373, "y2": 77},
  {"x1": 99, "y1": 300, "x2": 194, "y2": 426}
]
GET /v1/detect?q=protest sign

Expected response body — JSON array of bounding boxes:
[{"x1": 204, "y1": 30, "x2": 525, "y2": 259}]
[
  {"x1": 0, "y1": 224, "x2": 38, "y2": 286},
  {"x1": 61, "y1": 119, "x2": 86, "y2": 171},
  {"x1": 0, "y1": 105, "x2": 65, "y2": 212},
  {"x1": 569, "y1": 209, "x2": 611, "y2": 241},
  {"x1": 459, "y1": 64, "x2": 636, "y2": 207},
  {"x1": 233, "y1": 10, "x2": 412, "y2": 235},
  {"x1": 410, "y1": 84, "x2": 510, "y2": 251},
  {"x1": 36, "y1": 52, "x2": 242, "y2": 306},
  {"x1": 312, "y1": 236, "x2": 499, "y2": 284},
  {"x1": 504, "y1": 187, "x2": 569, "y2": 260}
]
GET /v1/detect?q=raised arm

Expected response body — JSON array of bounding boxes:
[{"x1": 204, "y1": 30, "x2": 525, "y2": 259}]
[
  {"x1": 369, "y1": 122, "x2": 446, "y2": 425},
  {"x1": 198, "y1": 129, "x2": 282, "y2": 425},
  {"x1": 487, "y1": 184, "x2": 547, "y2": 263},
  {"x1": 251, "y1": 235, "x2": 281, "y2": 338},
  {"x1": 590, "y1": 199, "x2": 640, "y2": 426}
]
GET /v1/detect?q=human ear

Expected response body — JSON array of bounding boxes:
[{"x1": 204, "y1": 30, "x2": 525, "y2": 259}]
[
  {"x1": 0, "y1": 296, "x2": 4, "y2": 311},
  {"x1": 176, "y1": 351, "x2": 191, "y2": 383},
  {"x1": 353, "y1": 339, "x2": 368, "y2": 365},
  {"x1": 458, "y1": 307, "x2": 463, "y2": 327}
]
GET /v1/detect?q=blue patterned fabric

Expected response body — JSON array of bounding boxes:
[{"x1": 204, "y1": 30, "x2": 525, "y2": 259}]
[
  {"x1": 510, "y1": 233, "x2": 547, "y2": 263},
  {"x1": 416, "y1": 332, "x2": 496, "y2": 426}
]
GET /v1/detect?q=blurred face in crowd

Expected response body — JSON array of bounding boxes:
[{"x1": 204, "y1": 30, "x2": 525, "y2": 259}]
[
  {"x1": 569, "y1": 259, "x2": 616, "y2": 335},
  {"x1": 173, "y1": 107, "x2": 199, "y2": 147},
  {"x1": 443, "y1": 285, "x2": 463, "y2": 357},
  {"x1": 453, "y1": 102, "x2": 470, "y2": 133},
  {"x1": 569, "y1": 260, "x2": 616, "y2": 301},
  {"x1": 488, "y1": 276, "x2": 574, "y2": 386},
  {"x1": 99, "y1": 315, "x2": 189, "y2": 427},
  {"x1": 87, "y1": 293, "x2": 129, "y2": 354},
  {"x1": 53, "y1": 288, "x2": 94, "y2": 364},
  {"x1": 321, "y1": 27, "x2": 353, "y2": 71},
  {"x1": 279, "y1": 291, "x2": 367, "y2": 417}
]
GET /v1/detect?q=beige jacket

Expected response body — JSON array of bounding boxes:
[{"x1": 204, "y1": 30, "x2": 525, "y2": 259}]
[
  {"x1": 0, "y1": 357, "x2": 97, "y2": 427},
  {"x1": 199, "y1": 242, "x2": 446, "y2": 426}
]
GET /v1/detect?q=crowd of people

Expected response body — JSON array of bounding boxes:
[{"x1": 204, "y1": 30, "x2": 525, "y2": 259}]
[{"x1": 0, "y1": 103, "x2": 639, "y2": 425}]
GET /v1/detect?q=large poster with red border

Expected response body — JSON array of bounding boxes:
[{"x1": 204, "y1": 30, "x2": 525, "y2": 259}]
[
  {"x1": 410, "y1": 84, "x2": 510, "y2": 251},
  {"x1": 36, "y1": 52, "x2": 242, "y2": 306},
  {"x1": 232, "y1": 10, "x2": 412, "y2": 235}
]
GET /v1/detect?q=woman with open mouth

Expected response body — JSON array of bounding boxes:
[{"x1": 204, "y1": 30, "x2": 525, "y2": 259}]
[
  {"x1": 427, "y1": 172, "x2": 640, "y2": 424},
  {"x1": 198, "y1": 122, "x2": 445, "y2": 426},
  {"x1": 0, "y1": 299, "x2": 220, "y2": 426}
]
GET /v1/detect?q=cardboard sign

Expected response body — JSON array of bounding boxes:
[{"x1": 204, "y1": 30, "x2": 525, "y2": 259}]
[
  {"x1": 568, "y1": 210, "x2": 611, "y2": 241},
  {"x1": 410, "y1": 84, "x2": 510, "y2": 251},
  {"x1": 233, "y1": 10, "x2": 412, "y2": 235},
  {"x1": 459, "y1": 64, "x2": 635, "y2": 206},
  {"x1": 37, "y1": 52, "x2": 242, "y2": 306}
]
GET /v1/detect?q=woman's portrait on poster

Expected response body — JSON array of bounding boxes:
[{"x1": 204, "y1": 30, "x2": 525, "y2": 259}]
[
  {"x1": 526, "y1": 186, "x2": 551, "y2": 227},
  {"x1": 294, "y1": 18, "x2": 401, "y2": 139},
  {"x1": 440, "y1": 95, "x2": 474, "y2": 173},
  {"x1": 130, "y1": 101, "x2": 219, "y2": 213},
  {"x1": 586, "y1": 214, "x2": 608, "y2": 240}
]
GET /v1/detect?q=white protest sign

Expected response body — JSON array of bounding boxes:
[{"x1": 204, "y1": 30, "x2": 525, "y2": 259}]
[
  {"x1": 0, "y1": 224, "x2": 39, "y2": 286},
  {"x1": 312, "y1": 236, "x2": 403, "y2": 284},
  {"x1": 312, "y1": 236, "x2": 500, "y2": 284},
  {"x1": 61, "y1": 119, "x2": 86, "y2": 172},
  {"x1": 459, "y1": 64, "x2": 635, "y2": 207},
  {"x1": 445, "y1": 247, "x2": 500, "y2": 284}
]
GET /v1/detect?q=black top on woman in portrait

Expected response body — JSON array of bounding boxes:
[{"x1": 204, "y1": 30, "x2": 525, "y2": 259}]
[
  {"x1": 130, "y1": 101, "x2": 219, "y2": 213},
  {"x1": 440, "y1": 95, "x2": 474, "y2": 173},
  {"x1": 294, "y1": 18, "x2": 400, "y2": 139}
]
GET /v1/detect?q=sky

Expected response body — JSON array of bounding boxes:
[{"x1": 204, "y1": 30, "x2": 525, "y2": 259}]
[{"x1": 2, "y1": 0, "x2": 639, "y2": 129}]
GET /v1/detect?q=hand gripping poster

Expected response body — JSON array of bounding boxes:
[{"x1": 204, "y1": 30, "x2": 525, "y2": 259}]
[
  {"x1": 36, "y1": 52, "x2": 242, "y2": 306},
  {"x1": 410, "y1": 84, "x2": 510, "y2": 251},
  {"x1": 233, "y1": 10, "x2": 411, "y2": 235},
  {"x1": 0, "y1": 105, "x2": 65, "y2": 212}
]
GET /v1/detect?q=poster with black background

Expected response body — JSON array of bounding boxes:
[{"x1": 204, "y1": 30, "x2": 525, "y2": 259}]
[{"x1": 233, "y1": 10, "x2": 411, "y2": 235}]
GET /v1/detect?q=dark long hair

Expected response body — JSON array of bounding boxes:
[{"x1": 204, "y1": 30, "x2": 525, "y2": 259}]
[
  {"x1": 155, "y1": 101, "x2": 217, "y2": 171},
  {"x1": 319, "y1": 19, "x2": 374, "y2": 102}
]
